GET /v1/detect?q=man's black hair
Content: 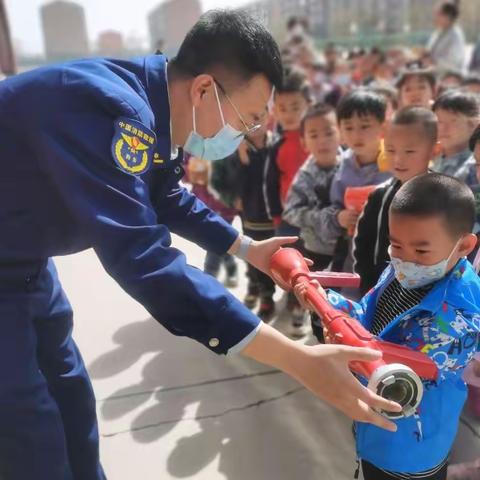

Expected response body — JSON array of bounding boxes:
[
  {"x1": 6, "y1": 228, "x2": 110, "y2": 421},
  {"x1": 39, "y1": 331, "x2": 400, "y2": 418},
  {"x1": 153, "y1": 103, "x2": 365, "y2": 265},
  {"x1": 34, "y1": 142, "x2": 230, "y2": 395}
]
[
  {"x1": 392, "y1": 107, "x2": 438, "y2": 143},
  {"x1": 433, "y1": 89, "x2": 480, "y2": 118},
  {"x1": 275, "y1": 67, "x2": 311, "y2": 102},
  {"x1": 169, "y1": 10, "x2": 283, "y2": 90},
  {"x1": 439, "y1": 1, "x2": 460, "y2": 21},
  {"x1": 336, "y1": 88, "x2": 386, "y2": 123},
  {"x1": 390, "y1": 173, "x2": 475, "y2": 237},
  {"x1": 300, "y1": 102, "x2": 336, "y2": 134},
  {"x1": 470, "y1": 125, "x2": 480, "y2": 152}
]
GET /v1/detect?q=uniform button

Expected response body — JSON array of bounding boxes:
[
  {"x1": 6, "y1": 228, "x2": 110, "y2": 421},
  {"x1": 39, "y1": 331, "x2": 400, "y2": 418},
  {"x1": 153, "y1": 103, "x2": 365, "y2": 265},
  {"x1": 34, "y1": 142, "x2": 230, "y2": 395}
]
[
  {"x1": 209, "y1": 338, "x2": 220, "y2": 348},
  {"x1": 174, "y1": 166, "x2": 181, "y2": 175}
]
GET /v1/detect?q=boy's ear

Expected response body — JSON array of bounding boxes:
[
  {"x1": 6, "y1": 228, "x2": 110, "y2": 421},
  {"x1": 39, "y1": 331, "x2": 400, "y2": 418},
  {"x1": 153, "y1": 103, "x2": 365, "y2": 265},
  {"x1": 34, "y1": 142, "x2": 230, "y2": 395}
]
[{"x1": 458, "y1": 233, "x2": 478, "y2": 258}]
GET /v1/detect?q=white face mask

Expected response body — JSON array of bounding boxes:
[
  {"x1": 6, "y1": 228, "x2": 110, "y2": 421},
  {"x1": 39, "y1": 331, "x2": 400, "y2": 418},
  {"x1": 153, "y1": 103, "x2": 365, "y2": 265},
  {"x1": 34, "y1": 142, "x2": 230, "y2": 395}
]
[
  {"x1": 388, "y1": 240, "x2": 461, "y2": 289},
  {"x1": 183, "y1": 83, "x2": 244, "y2": 161}
]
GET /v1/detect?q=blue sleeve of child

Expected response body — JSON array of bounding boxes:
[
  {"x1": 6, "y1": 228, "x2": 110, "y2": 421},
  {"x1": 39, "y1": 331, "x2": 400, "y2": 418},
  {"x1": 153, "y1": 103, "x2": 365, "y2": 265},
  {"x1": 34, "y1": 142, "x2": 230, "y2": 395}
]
[{"x1": 326, "y1": 289, "x2": 367, "y2": 323}]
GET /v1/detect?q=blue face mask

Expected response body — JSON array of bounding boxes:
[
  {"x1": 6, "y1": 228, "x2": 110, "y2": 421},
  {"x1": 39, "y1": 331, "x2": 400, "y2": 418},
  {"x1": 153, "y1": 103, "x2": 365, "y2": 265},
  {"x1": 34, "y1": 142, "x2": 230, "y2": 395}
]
[{"x1": 184, "y1": 83, "x2": 244, "y2": 161}]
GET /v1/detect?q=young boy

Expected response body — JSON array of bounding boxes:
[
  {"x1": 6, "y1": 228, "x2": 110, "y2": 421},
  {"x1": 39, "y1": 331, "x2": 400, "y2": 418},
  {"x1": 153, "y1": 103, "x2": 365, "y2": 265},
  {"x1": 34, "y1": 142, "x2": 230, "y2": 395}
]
[
  {"x1": 433, "y1": 89, "x2": 480, "y2": 179},
  {"x1": 213, "y1": 126, "x2": 277, "y2": 321},
  {"x1": 327, "y1": 89, "x2": 391, "y2": 275},
  {"x1": 283, "y1": 103, "x2": 341, "y2": 267},
  {"x1": 264, "y1": 67, "x2": 311, "y2": 235},
  {"x1": 354, "y1": 107, "x2": 438, "y2": 295},
  {"x1": 297, "y1": 173, "x2": 480, "y2": 480},
  {"x1": 283, "y1": 103, "x2": 342, "y2": 336},
  {"x1": 264, "y1": 67, "x2": 311, "y2": 323},
  {"x1": 396, "y1": 65, "x2": 436, "y2": 109}
]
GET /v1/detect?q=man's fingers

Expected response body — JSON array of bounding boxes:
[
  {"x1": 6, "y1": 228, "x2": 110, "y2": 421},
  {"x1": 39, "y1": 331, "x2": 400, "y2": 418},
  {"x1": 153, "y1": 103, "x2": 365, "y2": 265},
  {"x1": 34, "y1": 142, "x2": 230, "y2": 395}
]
[
  {"x1": 340, "y1": 346, "x2": 383, "y2": 362},
  {"x1": 361, "y1": 387, "x2": 403, "y2": 414},
  {"x1": 304, "y1": 257, "x2": 314, "y2": 266},
  {"x1": 356, "y1": 402, "x2": 398, "y2": 432},
  {"x1": 272, "y1": 236, "x2": 298, "y2": 247}
]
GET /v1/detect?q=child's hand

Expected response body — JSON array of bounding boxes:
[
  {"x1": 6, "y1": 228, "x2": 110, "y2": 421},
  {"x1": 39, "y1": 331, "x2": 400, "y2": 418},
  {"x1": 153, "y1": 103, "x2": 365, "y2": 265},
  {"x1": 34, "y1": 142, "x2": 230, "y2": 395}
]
[
  {"x1": 338, "y1": 209, "x2": 359, "y2": 230},
  {"x1": 323, "y1": 326, "x2": 336, "y2": 345},
  {"x1": 293, "y1": 280, "x2": 327, "y2": 311}
]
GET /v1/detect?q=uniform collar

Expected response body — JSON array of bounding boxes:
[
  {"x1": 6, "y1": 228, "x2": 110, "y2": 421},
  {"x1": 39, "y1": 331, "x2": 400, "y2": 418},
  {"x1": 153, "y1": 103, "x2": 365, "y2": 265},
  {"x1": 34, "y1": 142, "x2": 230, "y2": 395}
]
[{"x1": 143, "y1": 54, "x2": 175, "y2": 164}]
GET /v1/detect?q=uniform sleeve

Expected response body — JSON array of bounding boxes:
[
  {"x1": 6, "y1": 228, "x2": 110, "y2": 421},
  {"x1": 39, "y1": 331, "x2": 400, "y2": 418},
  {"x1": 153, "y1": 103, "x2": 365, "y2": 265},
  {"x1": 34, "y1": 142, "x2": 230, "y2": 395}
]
[
  {"x1": 149, "y1": 178, "x2": 239, "y2": 256},
  {"x1": 33, "y1": 124, "x2": 260, "y2": 355}
]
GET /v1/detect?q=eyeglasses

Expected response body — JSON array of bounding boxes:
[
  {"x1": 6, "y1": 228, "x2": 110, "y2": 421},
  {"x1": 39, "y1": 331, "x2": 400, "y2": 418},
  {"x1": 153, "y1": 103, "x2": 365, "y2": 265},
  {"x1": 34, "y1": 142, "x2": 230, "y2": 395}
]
[{"x1": 214, "y1": 79, "x2": 262, "y2": 139}]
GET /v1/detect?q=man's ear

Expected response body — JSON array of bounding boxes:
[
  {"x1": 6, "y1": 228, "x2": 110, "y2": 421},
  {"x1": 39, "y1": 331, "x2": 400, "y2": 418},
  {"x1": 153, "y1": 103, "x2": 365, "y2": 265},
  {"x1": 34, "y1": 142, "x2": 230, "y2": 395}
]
[
  {"x1": 458, "y1": 233, "x2": 478, "y2": 258},
  {"x1": 190, "y1": 74, "x2": 215, "y2": 108}
]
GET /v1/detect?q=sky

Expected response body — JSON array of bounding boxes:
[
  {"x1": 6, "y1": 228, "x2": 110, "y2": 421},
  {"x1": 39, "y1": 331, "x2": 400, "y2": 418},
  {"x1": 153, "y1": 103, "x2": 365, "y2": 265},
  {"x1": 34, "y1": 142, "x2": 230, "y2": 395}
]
[{"x1": 6, "y1": 0, "x2": 249, "y2": 55}]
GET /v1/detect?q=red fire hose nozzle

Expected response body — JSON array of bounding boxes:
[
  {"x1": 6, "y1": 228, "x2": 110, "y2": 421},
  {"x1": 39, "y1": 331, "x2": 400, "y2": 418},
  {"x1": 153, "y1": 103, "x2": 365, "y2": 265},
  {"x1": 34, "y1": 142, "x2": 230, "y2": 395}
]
[{"x1": 270, "y1": 248, "x2": 439, "y2": 418}]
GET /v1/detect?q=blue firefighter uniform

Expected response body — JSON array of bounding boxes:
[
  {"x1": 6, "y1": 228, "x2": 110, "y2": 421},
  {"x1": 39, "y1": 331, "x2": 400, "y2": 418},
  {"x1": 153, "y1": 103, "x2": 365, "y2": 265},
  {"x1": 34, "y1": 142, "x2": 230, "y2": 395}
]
[{"x1": 0, "y1": 55, "x2": 261, "y2": 479}]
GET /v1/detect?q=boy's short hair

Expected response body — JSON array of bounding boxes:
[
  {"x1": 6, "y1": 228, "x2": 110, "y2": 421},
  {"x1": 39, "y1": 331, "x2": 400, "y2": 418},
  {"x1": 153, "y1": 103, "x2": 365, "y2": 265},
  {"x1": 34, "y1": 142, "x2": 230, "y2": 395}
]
[
  {"x1": 470, "y1": 125, "x2": 480, "y2": 152},
  {"x1": 170, "y1": 10, "x2": 283, "y2": 90},
  {"x1": 370, "y1": 83, "x2": 399, "y2": 109},
  {"x1": 433, "y1": 89, "x2": 480, "y2": 118},
  {"x1": 396, "y1": 66, "x2": 436, "y2": 91},
  {"x1": 392, "y1": 107, "x2": 438, "y2": 143},
  {"x1": 275, "y1": 67, "x2": 311, "y2": 102},
  {"x1": 390, "y1": 173, "x2": 475, "y2": 237},
  {"x1": 300, "y1": 102, "x2": 336, "y2": 134},
  {"x1": 336, "y1": 88, "x2": 386, "y2": 123}
]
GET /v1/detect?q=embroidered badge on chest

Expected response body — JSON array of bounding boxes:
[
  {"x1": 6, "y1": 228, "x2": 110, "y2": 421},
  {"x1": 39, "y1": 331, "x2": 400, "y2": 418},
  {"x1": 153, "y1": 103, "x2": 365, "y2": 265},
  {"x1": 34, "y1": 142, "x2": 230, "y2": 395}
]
[{"x1": 111, "y1": 117, "x2": 157, "y2": 175}]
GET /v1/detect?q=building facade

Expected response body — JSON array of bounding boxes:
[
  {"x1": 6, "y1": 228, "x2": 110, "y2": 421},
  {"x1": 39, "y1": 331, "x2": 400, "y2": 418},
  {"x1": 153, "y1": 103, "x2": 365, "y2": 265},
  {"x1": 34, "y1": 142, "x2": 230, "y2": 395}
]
[{"x1": 41, "y1": 0, "x2": 89, "y2": 61}]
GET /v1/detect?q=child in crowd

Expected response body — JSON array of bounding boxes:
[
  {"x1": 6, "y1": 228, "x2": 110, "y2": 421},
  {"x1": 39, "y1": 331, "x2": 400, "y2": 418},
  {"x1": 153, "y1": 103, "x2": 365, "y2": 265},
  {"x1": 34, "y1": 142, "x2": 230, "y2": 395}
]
[
  {"x1": 432, "y1": 89, "x2": 480, "y2": 179},
  {"x1": 186, "y1": 156, "x2": 238, "y2": 286},
  {"x1": 212, "y1": 126, "x2": 277, "y2": 321},
  {"x1": 264, "y1": 67, "x2": 311, "y2": 321},
  {"x1": 283, "y1": 103, "x2": 342, "y2": 336},
  {"x1": 396, "y1": 65, "x2": 436, "y2": 109},
  {"x1": 297, "y1": 173, "x2": 480, "y2": 480},
  {"x1": 371, "y1": 83, "x2": 398, "y2": 125},
  {"x1": 353, "y1": 107, "x2": 438, "y2": 295},
  {"x1": 264, "y1": 67, "x2": 311, "y2": 235},
  {"x1": 463, "y1": 74, "x2": 480, "y2": 95},
  {"x1": 456, "y1": 124, "x2": 480, "y2": 189},
  {"x1": 437, "y1": 70, "x2": 464, "y2": 96},
  {"x1": 327, "y1": 89, "x2": 391, "y2": 276}
]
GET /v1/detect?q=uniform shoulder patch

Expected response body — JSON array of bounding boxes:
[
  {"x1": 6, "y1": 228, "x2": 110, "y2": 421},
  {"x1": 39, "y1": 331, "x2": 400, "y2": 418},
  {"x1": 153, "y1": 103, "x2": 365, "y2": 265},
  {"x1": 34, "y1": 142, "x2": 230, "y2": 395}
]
[{"x1": 111, "y1": 117, "x2": 157, "y2": 175}]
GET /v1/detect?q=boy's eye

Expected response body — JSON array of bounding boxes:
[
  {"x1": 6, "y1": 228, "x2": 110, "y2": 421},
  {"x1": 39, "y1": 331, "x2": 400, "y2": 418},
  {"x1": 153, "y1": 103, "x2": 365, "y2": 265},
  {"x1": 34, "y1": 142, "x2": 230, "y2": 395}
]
[
  {"x1": 416, "y1": 250, "x2": 429, "y2": 255},
  {"x1": 406, "y1": 150, "x2": 416, "y2": 154}
]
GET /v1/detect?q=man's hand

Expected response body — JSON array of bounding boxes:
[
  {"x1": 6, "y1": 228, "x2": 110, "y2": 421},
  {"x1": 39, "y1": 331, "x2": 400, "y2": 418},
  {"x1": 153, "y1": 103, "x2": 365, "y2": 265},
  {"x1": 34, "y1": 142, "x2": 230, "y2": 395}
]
[
  {"x1": 246, "y1": 236, "x2": 300, "y2": 275},
  {"x1": 229, "y1": 235, "x2": 302, "y2": 275},
  {"x1": 242, "y1": 323, "x2": 401, "y2": 431}
]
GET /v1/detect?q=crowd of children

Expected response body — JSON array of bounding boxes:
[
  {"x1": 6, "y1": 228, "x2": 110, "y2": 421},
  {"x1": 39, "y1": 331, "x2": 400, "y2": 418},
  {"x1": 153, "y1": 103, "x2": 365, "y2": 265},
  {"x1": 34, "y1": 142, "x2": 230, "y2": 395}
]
[{"x1": 182, "y1": 5, "x2": 480, "y2": 478}]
